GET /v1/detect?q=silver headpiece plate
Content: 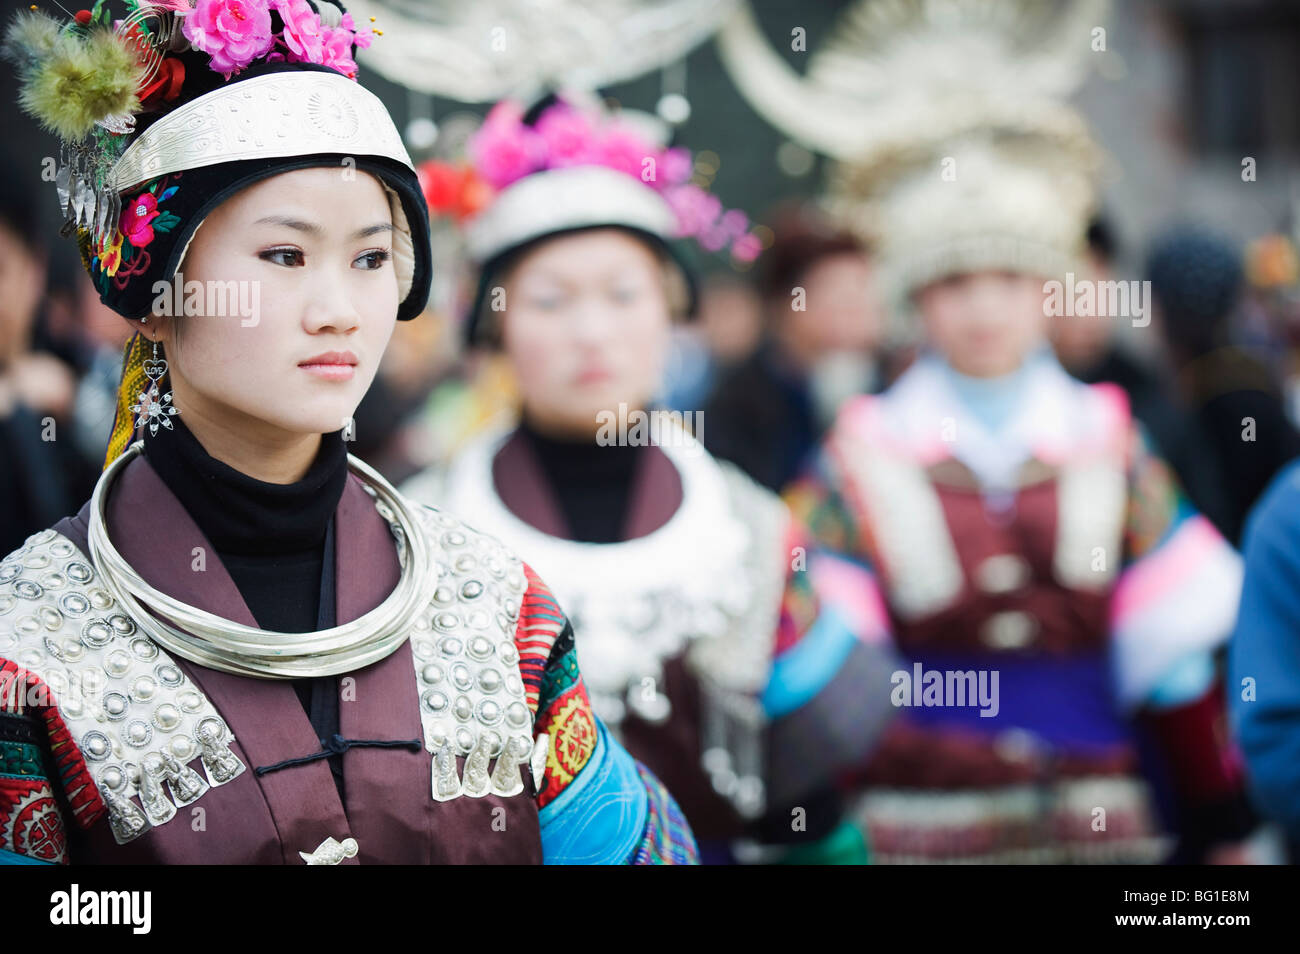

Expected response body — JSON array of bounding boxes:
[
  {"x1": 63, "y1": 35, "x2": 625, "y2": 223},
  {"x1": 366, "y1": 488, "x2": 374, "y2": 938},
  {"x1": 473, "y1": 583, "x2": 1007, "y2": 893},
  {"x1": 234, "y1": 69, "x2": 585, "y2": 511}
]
[
  {"x1": 465, "y1": 166, "x2": 677, "y2": 264},
  {"x1": 108, "y1": 71, "x2": 415, "y2": 193}
]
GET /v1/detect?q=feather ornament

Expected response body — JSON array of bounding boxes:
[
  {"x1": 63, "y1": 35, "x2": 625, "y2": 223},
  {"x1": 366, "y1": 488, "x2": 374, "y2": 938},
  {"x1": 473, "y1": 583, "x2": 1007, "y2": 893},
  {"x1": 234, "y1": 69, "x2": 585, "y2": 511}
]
[{"x1": 5, "y1": 11, "x2": 144, "y2": 141}]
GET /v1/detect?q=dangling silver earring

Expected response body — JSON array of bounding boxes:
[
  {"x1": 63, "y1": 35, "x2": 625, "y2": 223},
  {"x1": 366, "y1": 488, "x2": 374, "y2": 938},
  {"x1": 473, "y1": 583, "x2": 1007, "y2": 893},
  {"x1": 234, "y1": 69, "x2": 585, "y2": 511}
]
[{"x1": 130, "y1": 336, "x2": 180, "y2": 435}]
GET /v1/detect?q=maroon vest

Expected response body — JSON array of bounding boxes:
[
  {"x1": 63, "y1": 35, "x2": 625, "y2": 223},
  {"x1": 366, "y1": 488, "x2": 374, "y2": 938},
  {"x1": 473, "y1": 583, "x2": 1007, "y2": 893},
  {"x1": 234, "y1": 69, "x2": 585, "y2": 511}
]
[
  {"x1": 47, "y1": 454, "x2": 543, "y2": 864},
  {"x1": 889, "y1": 462, "x2": 1112, "y2": 658},
  {"x1": 848, "y1": 459, "x2": 1135, "y2": 789}
]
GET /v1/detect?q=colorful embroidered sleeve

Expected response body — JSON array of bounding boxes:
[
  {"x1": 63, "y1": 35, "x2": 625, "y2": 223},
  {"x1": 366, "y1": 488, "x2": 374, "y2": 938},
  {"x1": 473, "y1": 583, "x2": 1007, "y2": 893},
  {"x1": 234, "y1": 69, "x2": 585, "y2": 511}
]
[
  {"x1": 783, "y1": 442, "x2": 868, "y2": 562},
  {"x1": 760, "y1": 519, "x2": 898, "y2": 810},
  {"x1": 512, "y1": 563, "x2": 698, "y2": 864},
  {"x1": 1110, "y1": 423, "x2": 1243, "y2": 711},
  {"x1": 0, "y1": 672, "x2": 70, "y2": 865}
]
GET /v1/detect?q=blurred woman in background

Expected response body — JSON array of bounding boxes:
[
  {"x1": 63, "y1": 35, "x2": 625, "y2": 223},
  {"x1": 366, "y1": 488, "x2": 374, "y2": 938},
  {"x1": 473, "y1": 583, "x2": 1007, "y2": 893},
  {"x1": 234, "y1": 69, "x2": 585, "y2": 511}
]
[
  {"x1": 405, "y1": 94, "x2": 898, "y2": 863},
  {"x1": 782, "y1": 7, "x2": 1257, "y2": 864}
]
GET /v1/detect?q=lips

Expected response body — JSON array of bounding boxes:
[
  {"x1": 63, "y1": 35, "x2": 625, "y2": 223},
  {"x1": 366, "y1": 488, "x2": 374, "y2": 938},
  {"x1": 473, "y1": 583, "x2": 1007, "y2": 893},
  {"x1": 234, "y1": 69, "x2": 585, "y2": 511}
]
[
  {"x1": 299, "y1": 350, "x2": 358, "y2": 368},
  {"x1": 574, "y1": 366, "x2": 613, "y2": 386},
  {"x1": 298, "y1": 350, "x2": 359, "y2": 382}
]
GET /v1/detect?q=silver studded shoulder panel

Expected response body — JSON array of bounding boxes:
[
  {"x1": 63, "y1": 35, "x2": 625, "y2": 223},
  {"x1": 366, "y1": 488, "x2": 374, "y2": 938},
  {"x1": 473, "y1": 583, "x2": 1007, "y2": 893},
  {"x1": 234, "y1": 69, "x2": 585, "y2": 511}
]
[
  {"x1": 684, "y1": 460, "x2": 790, "y2": 696},
  {"x1": 684, "y1": 461, "x2": 789, "y2": 819},
  {"x1": 0, "y1": 529, "x2": 247, "y2": 845},
  {"x1": 371, "y1": 488, "x2": 537, "y2": 801}
]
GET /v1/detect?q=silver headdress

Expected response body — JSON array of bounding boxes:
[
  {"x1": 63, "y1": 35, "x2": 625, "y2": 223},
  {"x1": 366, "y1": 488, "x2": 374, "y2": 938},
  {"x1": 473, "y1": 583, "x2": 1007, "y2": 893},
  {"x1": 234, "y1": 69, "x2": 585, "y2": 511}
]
[
  {"x1": 717, "y1": 0, "x2": 1112, "y2": 326},
  {"x1": 345, "y1": 0, "x2": 740, "y2": 103}
]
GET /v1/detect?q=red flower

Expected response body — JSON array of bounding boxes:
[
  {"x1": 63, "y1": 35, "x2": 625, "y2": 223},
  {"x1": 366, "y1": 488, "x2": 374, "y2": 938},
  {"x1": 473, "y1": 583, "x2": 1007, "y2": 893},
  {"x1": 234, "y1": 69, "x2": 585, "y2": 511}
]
[
  {"x1": 418, "y1": 161, "x2": 491, "y2": 223},
  {"x1": 418, "y1": 161, "x2": 457, "y2": 211},
  {"x1": 139, "y1": 57, "x2": 186, "y2": 110},
  {"x1": 121, "y1": 193, "x2": 161, "y2": 247}
]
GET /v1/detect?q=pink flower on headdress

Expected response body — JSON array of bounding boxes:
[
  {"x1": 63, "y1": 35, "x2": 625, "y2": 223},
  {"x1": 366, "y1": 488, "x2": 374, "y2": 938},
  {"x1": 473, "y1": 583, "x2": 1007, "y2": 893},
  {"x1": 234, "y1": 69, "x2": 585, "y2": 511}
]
[
  {"x1": 699, "y1": 227, "x2": 730, "y2": 253},
  {"x1": 269, "y1": 0, "x2": 324, "y2": 64},
  {"x1": 305, "y1": 13, "x2": 373, "y2": 79},
  {"x1": 718, "y1": 209, "x2": 749, "y2": 240},
  {"x1": 534, "y1": 104, "x2": 597, "y2": 168},
  {"x1": 663, "y1": 183, "x2": 722, "y2": 239},
  {"x1": 697, "y1": 208, "x2": 759, "y2": 258},
  {"x1": 121, "y1": 192, "x2": 161, "y2": 247},
  {"x1": 318, "y1": 16, "x2": 366, "y2": 79},
  {"x1": 183, "y1": 0, "x2": 275, "y2": 78},
  {"x1": 731, "y1": 232, "x2": 762, "y2": 263},
  {"x1": 657, "y1": 147, "x2": 693, "y2": 188},
  {"x1": 339, "y1": 12, "x2": 373, "y2": 50},
  {"x1": 596, "y1": 124, "x2": 655, "y2": 181},
  {"x1": 469, "y1": 102, "x2": 546, "y2": 190},
  {"x1": 449, "y1": 97, "x2": 767, "y2": 266}
]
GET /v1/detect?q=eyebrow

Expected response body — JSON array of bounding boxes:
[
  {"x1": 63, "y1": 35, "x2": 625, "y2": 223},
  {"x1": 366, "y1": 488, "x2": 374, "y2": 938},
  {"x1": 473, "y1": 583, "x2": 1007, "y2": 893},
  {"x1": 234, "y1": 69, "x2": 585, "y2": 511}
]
[{"x1": 251, "y1": 216, "x2": 393, "y2": 239}]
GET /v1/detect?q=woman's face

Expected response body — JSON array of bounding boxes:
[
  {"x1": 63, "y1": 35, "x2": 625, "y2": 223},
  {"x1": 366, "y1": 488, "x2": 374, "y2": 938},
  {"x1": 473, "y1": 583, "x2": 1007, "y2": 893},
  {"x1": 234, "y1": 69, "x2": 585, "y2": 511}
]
[
  {"x1": 151, "y1": 166, "x2": 399, "y2": 439},
  {"x1": 499, "y1": 228, "x2": 672, "y2": 437},
  {"x1": 788, "y1": 251, "x2": 882, "y2": 357},
  {"x1": 915, "y1": 270, "x2": 1049, "y2": 377}
]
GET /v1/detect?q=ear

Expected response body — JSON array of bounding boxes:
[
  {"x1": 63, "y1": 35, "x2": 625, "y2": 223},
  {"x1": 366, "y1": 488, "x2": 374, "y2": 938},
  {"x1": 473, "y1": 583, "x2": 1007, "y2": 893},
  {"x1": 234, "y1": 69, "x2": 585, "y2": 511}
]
[{"x1": 137, "y1": 312, "x2": 177, "y2": 348}]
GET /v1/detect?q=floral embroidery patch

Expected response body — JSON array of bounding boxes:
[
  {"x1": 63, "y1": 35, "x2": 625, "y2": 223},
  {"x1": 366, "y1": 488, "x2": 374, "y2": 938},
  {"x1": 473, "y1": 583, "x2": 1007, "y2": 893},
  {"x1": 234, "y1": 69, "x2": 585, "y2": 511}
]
[{"x1": 90, "y1": 173, "x2": 182, "y2": 294}]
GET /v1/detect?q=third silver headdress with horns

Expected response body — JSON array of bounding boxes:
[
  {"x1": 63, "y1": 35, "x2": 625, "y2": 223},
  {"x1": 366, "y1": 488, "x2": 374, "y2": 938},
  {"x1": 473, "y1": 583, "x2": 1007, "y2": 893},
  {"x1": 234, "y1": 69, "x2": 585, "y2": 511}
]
[{"x1": 718, "y1": 0, "x2": 1112, "y2": 331}]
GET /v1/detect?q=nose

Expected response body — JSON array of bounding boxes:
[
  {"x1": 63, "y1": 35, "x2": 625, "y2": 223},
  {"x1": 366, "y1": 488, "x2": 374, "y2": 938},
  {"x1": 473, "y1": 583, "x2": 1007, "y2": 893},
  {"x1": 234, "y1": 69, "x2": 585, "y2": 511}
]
[
  {"x1": 967, "y1": 278, "x2": 1009, "y2": 325},
  {"x1": 568, "y1": 293, "x2": 617, "y2": 345},
  {"x1": 301, "y1": 262, "x2": 362, "y2": 335}
]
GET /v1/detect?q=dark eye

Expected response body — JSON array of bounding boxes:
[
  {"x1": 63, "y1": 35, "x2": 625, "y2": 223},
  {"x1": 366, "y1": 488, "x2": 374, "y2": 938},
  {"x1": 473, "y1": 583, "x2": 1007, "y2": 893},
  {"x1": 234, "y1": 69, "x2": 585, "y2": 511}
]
[
  {"x1": 259, "y1": 247, "x2": 304, "y2": 267},
  {"x1": 356, "y1": 250, "x2": 391, "y2": 270},
  {"x1": 528, "y1": 294, "x2": 565, "y2": 310}
]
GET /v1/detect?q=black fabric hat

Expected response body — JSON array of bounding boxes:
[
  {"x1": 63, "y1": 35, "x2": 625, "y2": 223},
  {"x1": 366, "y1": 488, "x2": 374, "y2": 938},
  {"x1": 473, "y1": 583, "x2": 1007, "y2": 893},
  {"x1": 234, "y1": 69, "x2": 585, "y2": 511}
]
[
  {"x1": 81, "y1": 64, "x2": 431, "y2": 322},
  {"x1": 85, "y1": 58, "x2": 431, "y2": 322}
]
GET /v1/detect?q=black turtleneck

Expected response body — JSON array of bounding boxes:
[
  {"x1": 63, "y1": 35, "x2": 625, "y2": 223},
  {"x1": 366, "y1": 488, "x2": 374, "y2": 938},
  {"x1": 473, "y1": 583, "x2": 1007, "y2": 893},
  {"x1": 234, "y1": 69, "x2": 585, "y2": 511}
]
[
  {"x1": 517, "y1": 414, "x2": 644, "y2": 544},
  {"x1": 142, "y1": 416, "x2": 349, "y2": 799}
]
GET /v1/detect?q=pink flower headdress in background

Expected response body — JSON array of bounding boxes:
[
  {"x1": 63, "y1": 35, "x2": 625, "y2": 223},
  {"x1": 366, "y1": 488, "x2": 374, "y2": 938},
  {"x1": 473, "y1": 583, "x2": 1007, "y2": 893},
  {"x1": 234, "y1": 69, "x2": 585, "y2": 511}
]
[{"x1": 418, "y1": 95, "x2": 763, "y2": 265}]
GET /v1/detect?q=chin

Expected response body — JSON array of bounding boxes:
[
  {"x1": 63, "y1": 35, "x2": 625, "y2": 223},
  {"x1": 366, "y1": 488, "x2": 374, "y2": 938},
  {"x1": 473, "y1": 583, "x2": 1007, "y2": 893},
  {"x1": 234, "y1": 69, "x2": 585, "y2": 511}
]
[
  {"x1": 958, "y1": 344, "x2": 1014, "y2": 375},
  {"x1": 291, "y1": 385, "x2": 367, "y2": 426},
  {"x1": 556, "y1": 387, "x2": 607, "y2": 416},
  {"x1": 536, "y1": 405, "x2": 601, "y2": 438},
  {"x1": 269, "y1": 401, "x2": 362, "y2": 437},
  {"x1": 567, "y1": 411, "x2": 607, "y2": 437}
]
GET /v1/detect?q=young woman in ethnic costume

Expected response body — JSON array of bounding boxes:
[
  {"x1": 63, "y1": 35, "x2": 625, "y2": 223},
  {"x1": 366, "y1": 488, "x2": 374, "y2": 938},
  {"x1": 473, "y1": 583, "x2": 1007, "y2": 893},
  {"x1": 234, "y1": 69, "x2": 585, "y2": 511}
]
[
  {"x1": 0, "y1": 0, "x2": 694, "y2": 865},
  {"x1": 734, "y1": 0, "x2": 1261, "y2": 863},
  {"x1": 402, "y1": 95, "x2": 898, "y2": 864}
]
